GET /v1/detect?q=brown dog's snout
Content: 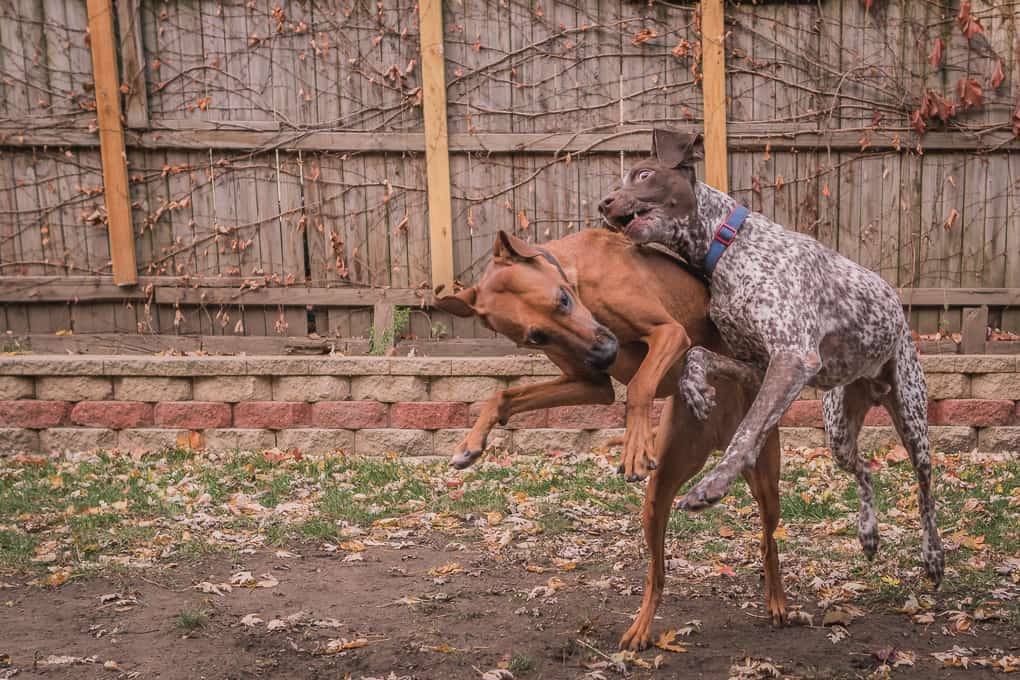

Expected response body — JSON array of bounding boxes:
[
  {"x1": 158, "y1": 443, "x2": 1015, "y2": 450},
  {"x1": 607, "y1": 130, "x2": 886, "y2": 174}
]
[{"x1": 587, "y1": 327, "x2": 619, "y2": 371}]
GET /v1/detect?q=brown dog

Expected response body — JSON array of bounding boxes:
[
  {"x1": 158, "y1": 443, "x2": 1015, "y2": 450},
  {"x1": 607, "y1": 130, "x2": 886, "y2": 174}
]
[{"x1": 435, "y1": 229, "x2": 786, "y2": 650}]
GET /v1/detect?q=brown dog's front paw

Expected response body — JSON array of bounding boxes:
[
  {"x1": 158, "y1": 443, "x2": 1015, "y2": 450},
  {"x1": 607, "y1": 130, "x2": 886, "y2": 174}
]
[
  {"x1": 618, "y1": 622, "x2": 653, "y2": 652},
  {"x1": 767, "y1": 593, "x2": 789, "y2": 626},
  {"x1": 450, "y1": 435, "x2": 487, "y2": 469},
  {"x1": 618, "y1": 425, "x2": 656, "y2": 482}
]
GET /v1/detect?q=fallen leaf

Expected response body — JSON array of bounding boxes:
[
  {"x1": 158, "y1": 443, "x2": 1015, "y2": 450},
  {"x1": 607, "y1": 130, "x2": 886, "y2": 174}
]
[
  {"x1": 428, "y1": 562, "x2": 463, "y2": 577},
  {"x1": 320, "y1": 638, "x2": 368, "y2": 654},
  {"x1": 241, "y1": 613, "x2": 264, "y2": 628},
  {"x1": 787, "y1": 610, "x2": 814, "y2": 626},
  {"x1": 481, "y1": 670, "x2": 514, "y2": 680},
  {"x1": 822, "y1": 604, "x2": 864, "y2": 627},
  {"x1": 195, "y1": 581, "x2": 232, "y2": 596},
  {"x1": 655, "y1": 629, "x2": 689, "y2": 653},
  {"x1": 886, "y1": 445, "x2": 909, "y2": 463}
]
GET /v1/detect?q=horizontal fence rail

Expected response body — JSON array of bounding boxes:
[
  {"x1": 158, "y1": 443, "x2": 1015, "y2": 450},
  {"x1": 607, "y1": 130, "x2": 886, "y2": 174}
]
[{"x1": 0, "y1": 0, "x2": 1018, "y2": 349}]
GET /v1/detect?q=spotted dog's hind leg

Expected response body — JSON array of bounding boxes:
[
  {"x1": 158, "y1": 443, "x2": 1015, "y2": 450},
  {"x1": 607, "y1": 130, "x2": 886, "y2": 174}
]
[
  {"x1": 881, "y1": 329, "x2": 944, "y2": 587},
  {"x1": 822, "y1": 381, "x2": 879, "y2": 559},
  {"x1": 680, "y1": 347, "x2": 765, "y2": 421}
]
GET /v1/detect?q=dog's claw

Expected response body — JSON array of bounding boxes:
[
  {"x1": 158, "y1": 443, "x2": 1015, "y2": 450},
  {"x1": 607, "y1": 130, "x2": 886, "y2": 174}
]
[{"x1": 450, "y1": 448, "x2": 483, "y2": 469}]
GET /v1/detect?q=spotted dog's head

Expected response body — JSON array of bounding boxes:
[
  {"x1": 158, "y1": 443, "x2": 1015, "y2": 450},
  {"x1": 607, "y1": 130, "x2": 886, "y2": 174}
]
[{"x1": 598, "y1": 129, "x2": 703, "y2": 253}]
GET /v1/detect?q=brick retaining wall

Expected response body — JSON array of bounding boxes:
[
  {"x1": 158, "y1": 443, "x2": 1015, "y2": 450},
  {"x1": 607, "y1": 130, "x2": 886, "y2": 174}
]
[{"x1": 1, "y1": 355, "x2": 1019, "y2": 457}]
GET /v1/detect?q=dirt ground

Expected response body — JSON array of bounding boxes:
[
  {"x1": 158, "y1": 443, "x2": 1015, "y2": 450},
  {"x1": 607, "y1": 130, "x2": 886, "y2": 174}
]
[
  {"x1": 2, "y1": 449, "x2": 1019, "y2": 679},
  {"x1": 3, "y1": 539, "x2": 1018, "y2": 680}
]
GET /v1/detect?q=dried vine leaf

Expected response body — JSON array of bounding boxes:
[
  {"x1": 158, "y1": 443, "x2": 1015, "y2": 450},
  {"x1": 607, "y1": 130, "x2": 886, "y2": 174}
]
[
  {"x1": 955, "y1": 2, "x2": 984, "y2": 40},
  {"x1": 990, "y1": 59, "x2": 1004, "y2": 90},
  {"x1": 927, "y1": 38, "x2": 944, "y2": 68},
  {"x1": 955, "y1": 78, "x2": 984, "y2": 110}
]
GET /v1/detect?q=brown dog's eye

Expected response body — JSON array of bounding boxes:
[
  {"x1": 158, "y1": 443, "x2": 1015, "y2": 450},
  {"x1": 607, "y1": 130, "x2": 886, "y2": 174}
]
[{"x1": 636, "y1": 169, "x2": 652, "y2": 181}]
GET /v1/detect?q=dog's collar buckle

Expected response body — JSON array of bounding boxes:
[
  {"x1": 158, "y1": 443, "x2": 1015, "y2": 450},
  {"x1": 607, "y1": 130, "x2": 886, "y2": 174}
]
[{"x1": 704, "y1": 205, "x2": 749, "y2": 275}]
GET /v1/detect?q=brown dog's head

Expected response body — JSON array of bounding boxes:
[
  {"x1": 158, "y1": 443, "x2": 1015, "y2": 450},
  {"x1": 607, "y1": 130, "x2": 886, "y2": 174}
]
[
  {"x1": 434, "y1": 231, "x2": 618, "y2": 373},
  {"x1": 598, "y1": 129, "x2": 703, "y2": 250}
]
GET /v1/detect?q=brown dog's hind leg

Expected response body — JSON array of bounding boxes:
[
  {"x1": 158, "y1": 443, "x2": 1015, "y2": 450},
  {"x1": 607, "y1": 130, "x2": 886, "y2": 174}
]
[
  {"x1": 742, "y1": 427, "x2": 787, "y2": 625},
  {"x1": 619, "y1": 398, "x2": 707, "y2": 651}
]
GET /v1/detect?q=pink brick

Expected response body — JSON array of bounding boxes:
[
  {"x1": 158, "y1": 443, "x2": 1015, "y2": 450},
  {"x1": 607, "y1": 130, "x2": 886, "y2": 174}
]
[
  {"x1": 70, "y1": 401, "x2": 153, "y2": 429},
  {"x1": 312, "y1": 401, "x2": 389, "y2": 429},
  {"x1": 469, "y1": 401, "x2": 548, "y2": 429},
  {"x1": 548, "y1": 403, "x2": 625, "y2": 429},
  {"x1": 233, "y1": 402, "x2": 311, "y2": 430},
  {"x1": 931, "y1": 399, "x2": 1015, "y2": 426},
  {"x1": 154, "y1": 401, "x2": 232, "y2": 429},
  {"x1": 781, "y1": 400, "x2": 823, "y2": 427},
  {"x1": 391, "y1": 402, "x2": 468, "y2": 430},
  {"x1": 863, "y1": 406, "x2": 892, "y2": 427},
  {"x1": 0, "y1": 400, "x2": 70, "y2": 428}
]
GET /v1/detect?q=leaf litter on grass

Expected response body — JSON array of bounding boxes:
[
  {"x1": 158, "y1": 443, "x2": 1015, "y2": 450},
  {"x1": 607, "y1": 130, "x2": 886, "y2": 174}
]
[{"x1": 1, "y1": 445, "x2": 1019, "y2": 675}]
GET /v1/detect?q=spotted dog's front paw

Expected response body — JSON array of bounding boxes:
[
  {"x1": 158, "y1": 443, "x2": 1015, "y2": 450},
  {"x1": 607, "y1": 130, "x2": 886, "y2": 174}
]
[
  {"x1": 682, "y1": 382, "x2": 716, "y2": 422},
  {"x1": 678, "y1": 468, "x2": 736, "y2": 511}
]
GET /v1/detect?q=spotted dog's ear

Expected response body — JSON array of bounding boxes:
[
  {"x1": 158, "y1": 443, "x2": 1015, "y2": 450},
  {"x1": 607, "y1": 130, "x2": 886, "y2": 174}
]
[
  {"x1": 434, "y1": 287, "x2": 477, "y2": 318},
  {"x1": 493, "y1": 230, "x2": 542, "y2": 261},
  {"x1": 652, "y1": 128, "x2": 703, "y2": 169}
]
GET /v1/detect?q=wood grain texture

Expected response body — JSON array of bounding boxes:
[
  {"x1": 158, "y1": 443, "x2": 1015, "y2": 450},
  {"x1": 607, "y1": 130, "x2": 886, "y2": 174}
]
[
  {"x1": 87, "y1": 0, "x2": 138, "y2": 285},
  {"x1": 418, "y1": 0, "x2": 454, "y2": 293},
  {"x1": 700, "y1": 0, "x2": 728, "y2": 192}
]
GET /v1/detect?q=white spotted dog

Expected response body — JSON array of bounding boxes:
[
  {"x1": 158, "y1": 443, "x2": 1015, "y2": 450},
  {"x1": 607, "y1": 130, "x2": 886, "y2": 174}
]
[{"x1": 598, "y1": 129, "x2": 944, "y2": 587}]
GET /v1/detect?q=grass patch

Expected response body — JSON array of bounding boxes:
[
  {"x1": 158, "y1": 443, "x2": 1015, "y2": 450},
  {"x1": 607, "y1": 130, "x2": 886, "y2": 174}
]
[
  {"x1": 0, "y1": 530, "x2": 38, "y2": 570},
  {"x1": 508, "y1": 652, "x2": 534, "y2": 674},
  {"x1": 175, "y1": 609, "x2": 209, "y2": 633}
]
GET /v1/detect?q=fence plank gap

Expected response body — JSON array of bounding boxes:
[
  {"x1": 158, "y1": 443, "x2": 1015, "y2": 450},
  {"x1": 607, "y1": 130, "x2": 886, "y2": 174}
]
[
  {"x1": 86, "y1": 0, "x2": 138, "y2": 285},
  {"x1": 418, "y1": 0, "x2": 454, "y2": 294},
  {"x1": 115, "y1": 0, "x2": 148, "y2": 128}
]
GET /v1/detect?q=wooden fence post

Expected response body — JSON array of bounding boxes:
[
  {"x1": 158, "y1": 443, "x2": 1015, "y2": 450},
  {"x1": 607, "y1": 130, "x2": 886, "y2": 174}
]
[
  {"x1": 701, "y1": 0, "x2": 728, "y2": 192},
  {"x1": 418, "y1": 0, "x2": 455, "y2": 294},
  {"x1": 87, "y1": 0, "x2": 138, "y2": 285},
  {"x1": 116, "y1": 0, "x2": 149, "y2": 128}
]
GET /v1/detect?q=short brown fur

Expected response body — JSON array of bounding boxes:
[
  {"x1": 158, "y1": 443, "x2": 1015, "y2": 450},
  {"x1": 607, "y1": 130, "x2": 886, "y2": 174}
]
[{"x1": 436, "y1": 229, "x2": 786, "y2": 650}]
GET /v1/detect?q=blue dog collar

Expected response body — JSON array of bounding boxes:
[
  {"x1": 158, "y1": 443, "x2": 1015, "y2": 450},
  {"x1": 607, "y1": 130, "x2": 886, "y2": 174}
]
[{"x1": 704, "y1": 205, "x2": 748, "y2": 275}]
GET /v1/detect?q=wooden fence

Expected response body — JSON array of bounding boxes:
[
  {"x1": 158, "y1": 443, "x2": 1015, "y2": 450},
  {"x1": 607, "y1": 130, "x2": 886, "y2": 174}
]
[{"x1": 0, "y1": 0, "x2": 1018, "y2": 353}]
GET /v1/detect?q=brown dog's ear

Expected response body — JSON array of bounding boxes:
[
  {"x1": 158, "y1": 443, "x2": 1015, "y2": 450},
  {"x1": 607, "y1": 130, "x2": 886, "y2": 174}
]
[
  {"x1": 652, "y1": 128, "x2": 703, "y2": 169},
  {"x1": 434, "y1": 287, "x2": 478, "y2": 318},
  {"x1": 493, "y1": 230, "x2": 542, "y2": 261}
]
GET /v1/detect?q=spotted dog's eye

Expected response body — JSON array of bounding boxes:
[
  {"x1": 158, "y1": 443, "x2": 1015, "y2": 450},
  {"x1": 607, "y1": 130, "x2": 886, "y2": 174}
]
[
  {"x1": 636, "y1": 169, "x2": 653, "y2": 181},
  {"x1": 527, "y1": 329, "x2": 549, "y2": 346},
  {"x1": 558, "y1": 288, "x2": 571, "y2": 313}
]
